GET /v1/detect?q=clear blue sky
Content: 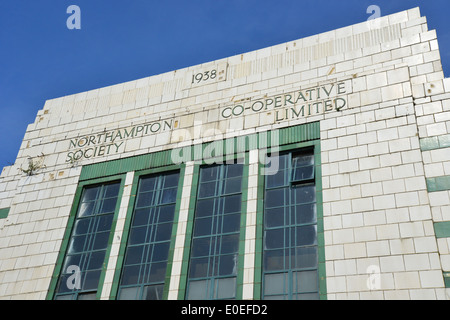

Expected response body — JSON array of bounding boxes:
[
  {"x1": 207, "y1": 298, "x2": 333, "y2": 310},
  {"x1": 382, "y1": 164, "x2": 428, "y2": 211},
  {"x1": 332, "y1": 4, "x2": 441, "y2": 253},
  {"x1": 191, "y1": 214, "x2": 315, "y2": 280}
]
[{"x1": 1, "y1": 0, "x2": 449, "y2": 173}]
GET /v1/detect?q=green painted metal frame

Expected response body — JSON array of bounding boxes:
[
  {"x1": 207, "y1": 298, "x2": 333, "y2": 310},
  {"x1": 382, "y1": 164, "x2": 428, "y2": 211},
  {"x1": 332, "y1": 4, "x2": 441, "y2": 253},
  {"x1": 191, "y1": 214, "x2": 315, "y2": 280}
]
[
  {"x1": 177, "y1": 152, "x2": 250, "y2": 300},
  {"x1": 109, "y1": 164, "x2": 186, "y2": 300},
  {"x1": 252, "y1": 138, "x2": 326, "y2": 300},
  {"x1": 46, "y1": 174, "x2": 127, "y2": 300}
]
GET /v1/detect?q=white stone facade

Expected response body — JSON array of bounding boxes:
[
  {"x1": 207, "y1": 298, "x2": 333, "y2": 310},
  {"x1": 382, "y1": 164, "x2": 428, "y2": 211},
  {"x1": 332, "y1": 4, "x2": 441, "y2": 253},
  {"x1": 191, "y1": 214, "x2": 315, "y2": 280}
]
[{"x1": 0, "y1": 7, "x2": 449, "y2": 299}]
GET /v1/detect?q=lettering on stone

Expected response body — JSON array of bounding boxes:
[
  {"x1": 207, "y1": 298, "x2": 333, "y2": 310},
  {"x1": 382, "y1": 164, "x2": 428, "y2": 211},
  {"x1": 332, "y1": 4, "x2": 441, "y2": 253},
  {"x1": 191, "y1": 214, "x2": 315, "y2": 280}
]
[
  {"x1": 65, "y1": 119, "x2": 174, "y2": 162},
  {"x1": 220, "y1": 81, "x2": 348, "y2": 120}
]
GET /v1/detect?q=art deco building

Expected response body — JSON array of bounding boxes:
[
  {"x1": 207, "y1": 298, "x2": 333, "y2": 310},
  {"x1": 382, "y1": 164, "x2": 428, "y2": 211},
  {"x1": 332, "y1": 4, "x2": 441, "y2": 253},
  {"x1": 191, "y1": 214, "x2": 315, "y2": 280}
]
[{"x1": 0, "y1": 7, "x2": 449, "y2": 300}]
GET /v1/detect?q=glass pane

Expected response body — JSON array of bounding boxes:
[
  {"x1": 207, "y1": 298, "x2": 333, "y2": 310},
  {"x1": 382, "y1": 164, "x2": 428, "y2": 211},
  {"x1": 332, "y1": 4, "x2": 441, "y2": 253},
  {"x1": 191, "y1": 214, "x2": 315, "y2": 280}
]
[
  {"x1": 296, "y1": 225, "x2": 317, "y2": 247},
  {"x1": 264, "y1": 249, "x2": 285, "y2": 271},
  {"x1": 196, "y1": 199, "x2": 215, "y2": 218},
  {"x1": 201, "y1": 166, "x2": 219, "y2": 182},
  {"x1": 223, "y1": 195, "x2": 241, "y2": 214},
  {"x1": 191, "y1": 238, "x2": 211, "y2": 258},
  {"x1": 292, "y1": 166, "x2": 314, "y2": 182},
  {"x1": 215, "y1": 277, "x2": 236, "y2": 299},
  {"x1": 161, "y1": 187, "x2": 177, "y2": 204},
  {"x1": 78, "y1": 201, "x2": 95, "y2": 217},
  {"x1": 198, "y1": 182, "x2": 216, "y2": 198},
  {"x1": 266, "y1": 169, "x2": 286, "y2": 188},
  {"x1": 164, "y1": 173, "x2": 179, "y2": 188},
  {"x1": 218, "y1": 254, "x2": 237, "y2": 276},
  {"x1": 148, "y1": 262, "x2": 167, "y2": 283},
  {"x1": 133, "y1": 208, "x2": 150, "y2": 226},
  {"x1": 136, "y1": 192, "x2": 154, "y2": 208},
  {"x1": 155, "y1": 223, "x2": 172, "y2": 241},
  {"x1": 152, "y1": 242, "x2": 170, "y2": 262},
  {"x1": 265, "y1": 189, "x2": 285, "y2": 208},
  {"x1": 77, "y1": 292, "x2": 97, "y2": 300},
  {"x1": 194, "y1": 217, "x2": 213, "y2": 237},
  {"x1": 292, "y1": 154, "x2": 314, "y2": 168},
  {"x1": 140, "y1": 177, "x2": 157, "y2": 192},
  {"x1": 73, "y1": 219, "x2": 90, "y2": 235},
  {"x1": 187, "y1": 280, "x2": 209, "y2": 300},
  {"x1": 295, "y1": 203, "x2": 317, "y2": 225},
  {"x1": 292, "y1": 185, "x2": 316, "y2": 204},
  {"x1": 99, "y1": 198, "x2": 117, "y2": 213},
  {"x1": 224, "y1": 177, "x2": 242, "y2": 194},
  {"x1": 97, "y1": 214, "x2": 113, "y2": 232},
  {"x1": 104, "y1": 183, "x2": 120, "y2": 198},
  {"x1": 82, "y1": 270, "x2": 101, "y2": 290},
  {"x1": 56, "y1": 274, "x2": 74, "y2": 294},
  {"x1": 264, "y1": 295, "x2": 286, "y2": 300},
  {"x1": 295, "y1": 270, "x2": 318, "y2": 293},
  {"x1": 125, "y1": 245, "x2": 144, "y2": 265},
  {"x1": 87, "y1": 251, "x2": 105, "y2": 270},
  {"x1": 158, "y1": 205, "x2": 175, "y2": 223},
  {"x1": 265, "y1": 229, "x2": 284, "y2": 249},
  {"x1": 265, "y1": 207, "x2": 285, "y2": 228},
  {"x1": 68, "y1": 235, "x2": 87, "y2": 254},
  {"x1": 118, "y1": 287, "x2": 139, "y2": 300},
  {"x1": 220, "y1": 234, "x2": 239, "y2": 255},
  {"x1": 62, "y1": 254, "x2": 83, "y2": 274},
  {"x1": 93, "y1": 231, "x2": 110, "y2": 250},
  {"x1": 266, "y1": 154, "x2": 288, "y2": 172},
  {"x1": 82, "y1": 187, "x2": 100, "y2": 202},
  {"x1": 55, "y1": 294, "x2": 74, "y2": 300},
  {"x1": 222, "y1": 214, "x2": 240, "y2": 233},
  {"x1": 129, "y1": 226, "x2": 147, "y2": 245},
  {"x1": 296, "y1": 292, "x2": 319, "y2": 300},
  {"x1": 226, "y1": 164, "x2": 243, "y2": 178},
  {"x1": 294, "y1": 246, "x2": 318, "y2": 269},
  {"x1": 189, "y1": 258, "x2": 209, "y2": 278},
  {"x1": 264, "y1": 273, "x2": 287, "y2": 295},
  {"x1": 121, "y1": 265, "x2": 141, "y2": 285},
  {"x1": 144, "y1": 284, "x2": 164, "y2": 300},
  {"x1": 264, "y1": 162, "x2": 280, "y2": 177}
]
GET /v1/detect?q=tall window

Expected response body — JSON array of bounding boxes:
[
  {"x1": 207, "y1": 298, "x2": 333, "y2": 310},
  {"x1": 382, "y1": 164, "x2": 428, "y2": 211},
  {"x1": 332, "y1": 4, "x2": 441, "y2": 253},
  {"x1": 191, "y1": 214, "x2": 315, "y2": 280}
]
[
  {"x1": 117, "y1": 171, "x2": 180, "y2": 300},
  {"x1": 54, "y1": 182, "x2": 121, "y2": 300},
  {"x1": 262, "y1": 149, "x2": 319, "y2": 300},
  {"x1": 186, "y1": 162, "x2": 243, "y2": 300}
]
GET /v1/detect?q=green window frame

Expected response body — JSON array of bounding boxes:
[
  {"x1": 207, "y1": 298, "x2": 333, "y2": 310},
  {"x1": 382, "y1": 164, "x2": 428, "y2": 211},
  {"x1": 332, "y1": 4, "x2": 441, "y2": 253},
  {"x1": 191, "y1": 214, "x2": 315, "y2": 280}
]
[
  {"x1": 262, "y1": 147, "x2": 319, "y2": 300},
  {"x1": 109, "y1": 164, "x2": 186, "y2": 300},
  {"x1": 47, "y1": 175, "x2": 125, "y2": 300},
  {"x1": 116, "y1": 170, "x2": 181, "y2": 300},
  {"x1": 254, "y1": 140, "x2": 326, "y2": 300},
  {"x1": 185, "y1": 160, "x2": 245, "y2": 300}
]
